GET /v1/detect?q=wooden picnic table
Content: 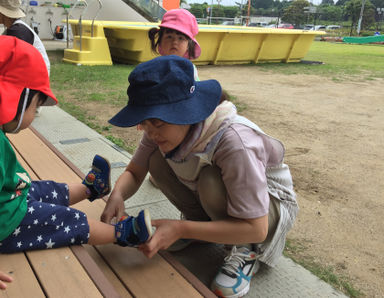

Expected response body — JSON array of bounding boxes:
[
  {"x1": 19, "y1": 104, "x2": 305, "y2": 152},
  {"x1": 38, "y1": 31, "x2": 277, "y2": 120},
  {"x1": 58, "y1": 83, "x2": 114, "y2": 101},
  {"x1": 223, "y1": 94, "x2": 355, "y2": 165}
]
[{"x1": 1, "y1": 127, "x2": 215, "y2": 298}]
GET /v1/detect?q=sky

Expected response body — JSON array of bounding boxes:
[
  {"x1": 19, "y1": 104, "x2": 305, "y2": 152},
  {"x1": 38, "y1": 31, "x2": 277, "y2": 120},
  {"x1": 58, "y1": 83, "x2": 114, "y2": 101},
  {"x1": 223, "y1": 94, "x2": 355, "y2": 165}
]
[{"x1": 187, "y1": 0, "x2": 322, "y2": 7}]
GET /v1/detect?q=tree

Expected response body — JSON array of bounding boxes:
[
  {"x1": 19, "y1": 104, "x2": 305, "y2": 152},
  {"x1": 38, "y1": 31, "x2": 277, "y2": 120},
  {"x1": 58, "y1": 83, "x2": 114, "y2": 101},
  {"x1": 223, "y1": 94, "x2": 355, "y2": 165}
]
[
  {"x1": 281, "y1": 0, "x2": 310, "y2": 27},
  {"x1": 223, "y1": 6, "x2": 239, "y2": 18},
  {"x1": 319, "y1": 5, "x2": 343, "y2": 21},
  {"x1": 344, "y1": 0, "x2": 376, "y2": 33},
  {"x1": 252, "y1": 0, "x2": 274, "y2": 9}
]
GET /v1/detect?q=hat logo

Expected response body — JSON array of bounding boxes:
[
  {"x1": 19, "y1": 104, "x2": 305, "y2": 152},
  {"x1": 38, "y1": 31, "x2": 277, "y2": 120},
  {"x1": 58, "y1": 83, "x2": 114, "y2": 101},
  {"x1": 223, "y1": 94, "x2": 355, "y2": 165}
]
[{"x1": 190, "y1": 85, "x2": 195, "y2": 93}]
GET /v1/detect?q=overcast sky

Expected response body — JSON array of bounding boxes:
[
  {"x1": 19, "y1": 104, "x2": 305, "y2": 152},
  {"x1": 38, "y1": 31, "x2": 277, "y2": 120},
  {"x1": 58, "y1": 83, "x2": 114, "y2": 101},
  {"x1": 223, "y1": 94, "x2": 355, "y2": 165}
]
[{"x1": 187, "y1": 0, "x2": 322, "y2": 7}]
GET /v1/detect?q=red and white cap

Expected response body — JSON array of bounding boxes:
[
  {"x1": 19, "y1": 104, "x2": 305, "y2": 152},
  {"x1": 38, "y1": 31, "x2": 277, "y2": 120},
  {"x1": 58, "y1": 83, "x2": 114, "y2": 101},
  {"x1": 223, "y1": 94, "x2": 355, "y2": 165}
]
[{"x1": 0, "y1": 36, "x2": 57, "y2": 125}]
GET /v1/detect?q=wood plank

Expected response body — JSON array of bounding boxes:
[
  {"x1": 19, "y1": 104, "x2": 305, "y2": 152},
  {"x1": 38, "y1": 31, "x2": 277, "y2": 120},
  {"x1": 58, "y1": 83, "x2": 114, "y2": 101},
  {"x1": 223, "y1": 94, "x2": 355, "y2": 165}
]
[
  {"x1": 83, "y1": 245, "x2": 133, "y2": 297},
  {"x1": 96, "y1": 244, "x2": 203, "y2": 298},
  {"x1": 0, "y1": 253, "x2": 45, "y2": 298},
  {"x1": 8, "y1": 131, "x2": 117, "y2": 298},
  {"x1": 9, "y1": 129, "x2": 80, "y2": 183},
  {"x1": 27, "y1": 248, "x2": 102, "y2": 298}
]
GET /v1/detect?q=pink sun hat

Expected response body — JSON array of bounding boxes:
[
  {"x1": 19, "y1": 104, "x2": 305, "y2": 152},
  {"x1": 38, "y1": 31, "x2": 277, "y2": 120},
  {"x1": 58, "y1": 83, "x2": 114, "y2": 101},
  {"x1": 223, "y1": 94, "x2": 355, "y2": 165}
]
[{"x1": 159, "y1": 9, "x2": 201, "y2": 59}]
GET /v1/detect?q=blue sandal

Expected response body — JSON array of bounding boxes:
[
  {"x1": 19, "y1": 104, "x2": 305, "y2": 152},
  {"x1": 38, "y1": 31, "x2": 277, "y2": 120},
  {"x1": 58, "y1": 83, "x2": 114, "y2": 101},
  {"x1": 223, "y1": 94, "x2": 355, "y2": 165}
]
[
  {"x1": 82, "y1": 155, "x2": 111, "y2": 201},
  {"x1": 115, "y1": 210, "x2": 153, "y2": 247}
]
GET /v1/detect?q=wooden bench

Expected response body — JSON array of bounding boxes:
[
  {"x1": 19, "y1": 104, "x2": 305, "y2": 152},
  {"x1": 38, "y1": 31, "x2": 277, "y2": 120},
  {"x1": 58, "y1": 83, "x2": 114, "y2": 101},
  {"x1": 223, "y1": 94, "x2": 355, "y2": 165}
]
[{"x1": 1, "y1": 127, "x2": 215, "y2": 298}]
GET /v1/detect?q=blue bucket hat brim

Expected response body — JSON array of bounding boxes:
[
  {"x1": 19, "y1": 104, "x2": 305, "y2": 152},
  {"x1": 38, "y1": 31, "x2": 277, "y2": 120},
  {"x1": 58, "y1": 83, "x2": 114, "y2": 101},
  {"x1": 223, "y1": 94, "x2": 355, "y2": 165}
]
[{"x1": 109, "y1": 79, "x2": 221, "y2": 127}]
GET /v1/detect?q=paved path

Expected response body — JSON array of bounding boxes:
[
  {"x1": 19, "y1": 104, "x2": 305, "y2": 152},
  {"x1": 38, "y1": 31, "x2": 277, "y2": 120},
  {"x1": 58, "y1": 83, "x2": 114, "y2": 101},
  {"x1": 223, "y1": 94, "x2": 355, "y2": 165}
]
[{"x1": 32, "y1": 106, "x2": 347, "y2": 297}]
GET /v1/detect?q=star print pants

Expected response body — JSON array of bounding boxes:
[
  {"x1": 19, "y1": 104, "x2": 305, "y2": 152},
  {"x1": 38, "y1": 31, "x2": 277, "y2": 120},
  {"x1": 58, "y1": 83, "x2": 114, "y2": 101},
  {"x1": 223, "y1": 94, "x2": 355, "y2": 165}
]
[{"x1": 0, "y1": 180, "x2": 90, "y2": 253}]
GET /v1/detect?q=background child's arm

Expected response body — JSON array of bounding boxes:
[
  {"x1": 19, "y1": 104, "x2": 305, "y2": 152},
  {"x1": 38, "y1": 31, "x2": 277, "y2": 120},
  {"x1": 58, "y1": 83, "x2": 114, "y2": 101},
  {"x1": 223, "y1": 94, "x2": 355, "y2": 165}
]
[{"x1": 0, "y1": 270, "x2": 13, "y2": 290}]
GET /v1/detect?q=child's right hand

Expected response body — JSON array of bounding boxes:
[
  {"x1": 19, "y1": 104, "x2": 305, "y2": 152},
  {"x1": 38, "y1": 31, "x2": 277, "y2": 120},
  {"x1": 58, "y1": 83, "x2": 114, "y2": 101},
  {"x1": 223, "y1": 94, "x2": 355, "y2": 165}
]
[
  {"x1": 100, "y1": 195, "x2": 125, "y2": 224},
  {"x1": 0, "y1": 271, "x2": 13, "y2": 290}
]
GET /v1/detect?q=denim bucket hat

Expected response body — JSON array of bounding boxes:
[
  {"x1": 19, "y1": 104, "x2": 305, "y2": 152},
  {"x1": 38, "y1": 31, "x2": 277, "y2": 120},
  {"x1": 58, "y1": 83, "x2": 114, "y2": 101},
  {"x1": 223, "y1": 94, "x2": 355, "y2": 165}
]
[{"x1": 109, "y1": 55, "x2": 221, "y2": 127}]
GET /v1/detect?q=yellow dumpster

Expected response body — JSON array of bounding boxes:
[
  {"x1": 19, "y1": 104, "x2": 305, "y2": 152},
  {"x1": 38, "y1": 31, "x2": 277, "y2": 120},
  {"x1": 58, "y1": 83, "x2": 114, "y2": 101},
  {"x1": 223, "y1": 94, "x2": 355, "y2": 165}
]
[{"x1": 64, "y1": 20, "x2": 324, "y2": 66}]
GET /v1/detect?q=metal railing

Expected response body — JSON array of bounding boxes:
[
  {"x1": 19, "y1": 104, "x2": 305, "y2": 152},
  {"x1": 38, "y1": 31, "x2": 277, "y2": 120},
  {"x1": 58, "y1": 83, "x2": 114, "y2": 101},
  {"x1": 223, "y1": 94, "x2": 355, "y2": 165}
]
[
  {"x1": 67, "y1": 0, "x2": 102, "y2": 51},
  {"x1": 121, "y1": 0, "x2": 166, "y2": 22}
]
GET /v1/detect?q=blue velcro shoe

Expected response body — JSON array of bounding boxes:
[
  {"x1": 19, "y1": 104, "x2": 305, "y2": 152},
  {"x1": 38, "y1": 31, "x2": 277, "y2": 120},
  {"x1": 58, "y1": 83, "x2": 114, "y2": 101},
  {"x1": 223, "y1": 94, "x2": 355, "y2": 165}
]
[
  {"x1": 115, "y1": 209, "x2": 153, "y2": 247},
  {"x1": 82, "y1": 155, "x2": 111, "y2": 202}
]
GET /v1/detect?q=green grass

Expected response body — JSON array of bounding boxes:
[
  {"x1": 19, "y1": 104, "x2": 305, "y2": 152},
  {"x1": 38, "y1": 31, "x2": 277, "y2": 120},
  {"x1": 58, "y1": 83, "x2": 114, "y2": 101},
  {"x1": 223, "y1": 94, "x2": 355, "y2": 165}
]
[
  {"x1": 255, "y1": 41, "x2": 384, "y2": 81},
  {"x1": 284, "y1": 239, "x2": 362, "y2": 297}
]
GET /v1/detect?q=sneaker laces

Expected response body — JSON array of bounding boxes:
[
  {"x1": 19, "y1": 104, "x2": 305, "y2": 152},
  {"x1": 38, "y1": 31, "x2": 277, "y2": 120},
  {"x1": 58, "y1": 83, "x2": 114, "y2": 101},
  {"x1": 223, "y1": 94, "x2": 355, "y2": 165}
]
[{"x1": 221, "y1": 246, "x2": 250, "y2": 277}]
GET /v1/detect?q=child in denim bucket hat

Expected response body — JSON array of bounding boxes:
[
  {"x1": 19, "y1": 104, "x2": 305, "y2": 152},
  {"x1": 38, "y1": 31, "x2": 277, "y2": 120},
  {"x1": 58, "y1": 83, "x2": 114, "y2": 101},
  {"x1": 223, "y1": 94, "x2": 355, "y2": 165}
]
[
  {"x1": 0, "y1": 36, "x2": 152, "y2": 260},
  {"x1": 104, "y1": 55, "x2": 299, "y2": 298}
]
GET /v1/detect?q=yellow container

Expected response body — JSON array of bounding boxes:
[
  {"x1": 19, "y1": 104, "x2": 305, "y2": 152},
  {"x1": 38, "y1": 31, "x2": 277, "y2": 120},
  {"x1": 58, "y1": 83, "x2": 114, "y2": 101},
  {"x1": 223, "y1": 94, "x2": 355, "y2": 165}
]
[{"x1": 66, "y1": 20, "x2": 324, "y2": 65}]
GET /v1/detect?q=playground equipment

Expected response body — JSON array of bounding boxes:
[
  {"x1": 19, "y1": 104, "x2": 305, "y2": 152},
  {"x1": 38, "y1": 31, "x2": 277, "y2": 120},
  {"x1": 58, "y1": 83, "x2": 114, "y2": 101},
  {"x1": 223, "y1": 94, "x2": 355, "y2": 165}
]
[{"x1": 63, "y1": 19, "x2": 325, "y2": 66}]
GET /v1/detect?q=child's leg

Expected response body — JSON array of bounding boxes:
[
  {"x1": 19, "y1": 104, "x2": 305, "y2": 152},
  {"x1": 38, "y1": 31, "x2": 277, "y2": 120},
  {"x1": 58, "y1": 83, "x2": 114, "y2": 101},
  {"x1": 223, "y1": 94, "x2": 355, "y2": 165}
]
[
  {"x1": 0, "y1": 198, "x2": 91, "y2": 253},
  {"x1": 87, "y1": 218, "x2": 115, "y2": 245},
  {"x1": 68, "y1": 183, "x2": 90, "y2": 205}
]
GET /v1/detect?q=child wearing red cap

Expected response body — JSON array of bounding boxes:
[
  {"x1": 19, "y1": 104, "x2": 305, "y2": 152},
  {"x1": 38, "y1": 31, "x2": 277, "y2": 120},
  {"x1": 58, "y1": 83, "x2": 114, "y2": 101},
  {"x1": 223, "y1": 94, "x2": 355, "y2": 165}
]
[{"x1": 0, "y1": 36, "x2": 152, "y2": 259}]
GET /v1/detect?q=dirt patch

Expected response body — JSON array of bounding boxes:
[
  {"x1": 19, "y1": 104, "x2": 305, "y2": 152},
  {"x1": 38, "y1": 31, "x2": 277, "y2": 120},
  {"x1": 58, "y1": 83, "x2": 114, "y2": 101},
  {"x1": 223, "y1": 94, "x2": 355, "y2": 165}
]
[{"x1": 78, "y1": 65, "x2": 384, "y2": 297}]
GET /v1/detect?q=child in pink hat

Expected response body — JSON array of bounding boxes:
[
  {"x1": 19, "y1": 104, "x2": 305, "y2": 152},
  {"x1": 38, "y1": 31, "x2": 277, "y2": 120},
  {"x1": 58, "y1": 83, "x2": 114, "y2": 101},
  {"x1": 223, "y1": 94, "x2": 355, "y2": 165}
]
[{"x1": 148, "y1": 9, "x2": 201, "y2": 62}]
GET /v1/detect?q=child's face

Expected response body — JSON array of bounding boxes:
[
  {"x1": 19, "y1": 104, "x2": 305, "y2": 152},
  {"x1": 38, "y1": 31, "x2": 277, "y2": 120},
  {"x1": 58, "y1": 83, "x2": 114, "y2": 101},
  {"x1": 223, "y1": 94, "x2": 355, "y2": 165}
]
[
  {"x1": 2, "y1": 93, "x2": 40, "y2": 133},
  {"x1": 138, "y1": 119, "x2": 191, "y2": 153},
  {"x1": 160, "y1": 30, "x2": 189, "y2": 58}
]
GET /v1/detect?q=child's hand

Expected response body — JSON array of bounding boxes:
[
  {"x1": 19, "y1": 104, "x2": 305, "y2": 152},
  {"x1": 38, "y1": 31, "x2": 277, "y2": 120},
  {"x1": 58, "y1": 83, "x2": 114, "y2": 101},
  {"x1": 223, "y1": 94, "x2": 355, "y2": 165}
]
[{"x1": 0, "y1": 271, "x2": 13, "y2": 290}]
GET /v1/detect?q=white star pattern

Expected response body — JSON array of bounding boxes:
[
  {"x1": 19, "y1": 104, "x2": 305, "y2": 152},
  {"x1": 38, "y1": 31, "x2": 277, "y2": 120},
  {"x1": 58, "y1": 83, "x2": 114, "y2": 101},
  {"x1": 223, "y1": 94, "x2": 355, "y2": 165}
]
[
  {"x1": 71, "y1": 238, "x2": 75, "y2": 243},
  {"x1": 52, "y1": 190, "x2": 58, "y2": 199},
  {"x1": 13, "y1": 227, "x2": 21, "y2": 237},
  {"x1": 33, "y1": 219, "x2": 39, "y2": 225},
  {"x1": 17, "y1": 242, "x2": 22, "y2": 248},
  {"x1": 29, "y1": 243, "x2": 33, "y2": 247},
  {"x1": 37, "y1": 235, "x2": 43, "y2": 242},
  {"x1": 28, "y1": 206, "x2": 35, "y2": 214},
  {"x1": 51, "y1": 214, "x2": 57, "y2": 222},
  {"x1": 74, "y1": 213, "x2": 80, "y2": 220},
  {"x1": 45, "y1": 239, "x2": 55, "y2": 249},
  {"x1": 64, "y1": 226, "x2": 71, "y2": 234}
]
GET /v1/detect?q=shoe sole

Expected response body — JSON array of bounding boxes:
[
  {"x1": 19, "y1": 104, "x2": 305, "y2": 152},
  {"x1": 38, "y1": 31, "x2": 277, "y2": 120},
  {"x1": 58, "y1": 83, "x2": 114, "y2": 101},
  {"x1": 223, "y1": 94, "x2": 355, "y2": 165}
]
[{"x1": 143, "y1": 209, "x2": 153, "y2": 238}]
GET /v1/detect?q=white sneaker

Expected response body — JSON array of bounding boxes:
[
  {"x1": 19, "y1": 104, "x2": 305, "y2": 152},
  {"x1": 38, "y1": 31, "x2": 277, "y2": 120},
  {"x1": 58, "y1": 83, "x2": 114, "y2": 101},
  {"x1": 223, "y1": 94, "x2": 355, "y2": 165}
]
[{"x1": 211, "y1": 246, "x2": 260, "y2": 298}]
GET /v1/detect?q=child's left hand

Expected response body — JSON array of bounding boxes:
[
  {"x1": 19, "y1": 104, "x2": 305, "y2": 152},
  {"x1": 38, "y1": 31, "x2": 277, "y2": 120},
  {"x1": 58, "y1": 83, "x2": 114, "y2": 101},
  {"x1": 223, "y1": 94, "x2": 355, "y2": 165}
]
[
  {"x1": 138, "y1": 219, "x2": 182, "y2": 258},
  {"x1": 0, "y1": 270, "x2": 13, "y2": 290}
]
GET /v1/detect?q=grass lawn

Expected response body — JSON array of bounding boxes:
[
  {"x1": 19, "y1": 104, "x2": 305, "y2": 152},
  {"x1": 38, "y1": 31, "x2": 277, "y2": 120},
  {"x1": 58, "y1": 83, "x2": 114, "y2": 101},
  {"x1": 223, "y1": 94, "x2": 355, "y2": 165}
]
[{"x1": 255, "y1": 41, "x2": 384, "y2": 81}]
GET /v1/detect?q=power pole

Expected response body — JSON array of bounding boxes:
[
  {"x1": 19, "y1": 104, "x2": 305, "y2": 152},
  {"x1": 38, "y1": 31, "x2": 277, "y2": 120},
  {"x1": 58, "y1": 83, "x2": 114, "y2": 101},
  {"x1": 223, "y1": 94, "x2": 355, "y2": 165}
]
[
  {"x1": 246, "y1": 0, "x2": 251, "y2": 26},
  {"x1": 357, "y1": 0, "x2": 367, "y2": 35}
]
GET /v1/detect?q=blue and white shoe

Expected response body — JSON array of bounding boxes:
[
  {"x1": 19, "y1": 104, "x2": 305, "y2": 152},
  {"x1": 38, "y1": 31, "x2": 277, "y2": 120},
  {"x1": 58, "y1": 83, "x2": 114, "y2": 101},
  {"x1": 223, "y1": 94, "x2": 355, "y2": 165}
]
[
  {"x1": 115, "y1": 210, "x2": 153, "y2": 247},
  {"x1": 82, "y1": 155, "x2": 111, "y2": 201},
  {"x1": 211, "y1": 246, "x2": 260, "y2": 298}
]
